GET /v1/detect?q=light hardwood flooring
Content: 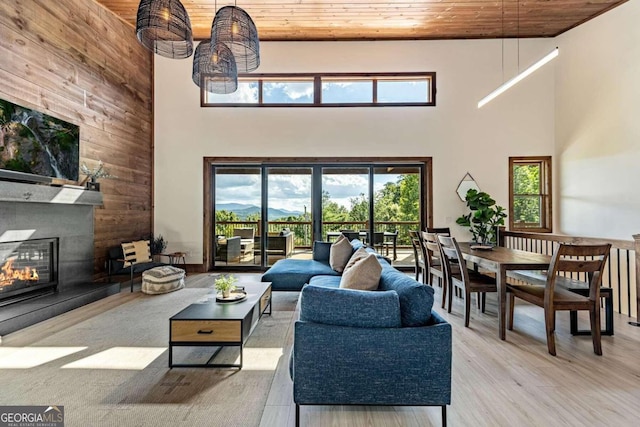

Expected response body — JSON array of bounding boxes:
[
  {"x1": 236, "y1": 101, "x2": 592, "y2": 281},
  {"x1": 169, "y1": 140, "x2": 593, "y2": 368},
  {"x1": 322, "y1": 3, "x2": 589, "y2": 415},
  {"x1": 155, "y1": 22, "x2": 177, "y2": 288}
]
[
  {"x1": 2, "y1": 273, "x2": 640, "y2": 426},
  {"x1": 261, "y1": 275, "x2": 640, "y2": 427}
]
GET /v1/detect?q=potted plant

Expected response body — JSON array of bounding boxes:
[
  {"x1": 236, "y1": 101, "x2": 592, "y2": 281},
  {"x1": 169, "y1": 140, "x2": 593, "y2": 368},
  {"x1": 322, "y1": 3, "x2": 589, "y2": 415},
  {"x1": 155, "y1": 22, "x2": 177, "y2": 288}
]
[
  {"x1": 456, "y1": 189, "x2": 507, "y2": 245},
  {"x1": 80, "y1": 160, "x2": 116, "y2": 191},
  {"x1": 150, "y1": 234, "x2": 168, "y2": 256},
  {"x1": 214, "y1": 274, "x2": 238, "y2": 298}
]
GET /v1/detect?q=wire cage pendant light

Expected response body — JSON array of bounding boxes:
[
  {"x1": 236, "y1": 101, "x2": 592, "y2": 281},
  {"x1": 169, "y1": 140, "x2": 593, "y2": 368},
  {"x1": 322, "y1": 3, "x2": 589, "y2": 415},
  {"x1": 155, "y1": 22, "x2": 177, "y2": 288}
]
[
  {"x1": 136, "y1": 0, "x2": 194, "y2": 59},
  {"x1": 192, "y1": 41, "x2": 238, "y2": 94},
  {"x1": 211, "y1": 6, "x2": 260, "y2": 73}
]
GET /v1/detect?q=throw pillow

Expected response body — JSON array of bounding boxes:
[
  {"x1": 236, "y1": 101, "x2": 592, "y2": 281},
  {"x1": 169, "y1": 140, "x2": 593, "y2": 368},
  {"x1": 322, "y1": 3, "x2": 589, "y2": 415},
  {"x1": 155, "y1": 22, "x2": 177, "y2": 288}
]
[
  {"x1": 121, "y1": 240, "x2": 152, "y2": 268},
  {"x1": 329, "y1": 234, "x2": 353, "y2": 273},
  {"x1": 340, "y1": 252, "x2": 382, "y2": 291},
  {"x1": 346, "y1": 247, "x2": 369, "y2": 266}
]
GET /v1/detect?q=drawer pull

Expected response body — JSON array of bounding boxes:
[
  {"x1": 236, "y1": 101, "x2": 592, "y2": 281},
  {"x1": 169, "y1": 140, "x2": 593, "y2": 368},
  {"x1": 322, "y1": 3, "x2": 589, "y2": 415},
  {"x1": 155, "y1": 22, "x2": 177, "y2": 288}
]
[{"x1": 198, "y1": 329, "x2": 214, "y2": 334}]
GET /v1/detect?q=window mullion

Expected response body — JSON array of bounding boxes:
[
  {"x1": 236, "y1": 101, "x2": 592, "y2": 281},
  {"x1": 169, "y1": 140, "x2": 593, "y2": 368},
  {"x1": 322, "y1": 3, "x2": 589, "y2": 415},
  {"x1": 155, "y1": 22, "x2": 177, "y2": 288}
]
[
  {"x1": 373, "y1": 79, "x2": 378, "y2": 104},
  {"x1": 314, "y1": 76, "x2": 321, "y2": 104}
]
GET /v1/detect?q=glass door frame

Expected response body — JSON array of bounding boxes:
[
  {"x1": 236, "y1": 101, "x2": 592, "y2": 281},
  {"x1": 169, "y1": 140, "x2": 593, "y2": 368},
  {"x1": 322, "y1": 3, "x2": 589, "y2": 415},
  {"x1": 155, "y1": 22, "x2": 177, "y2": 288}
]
[{"x1": 203, "y1": 157, "x2": 432, "y2": 271}]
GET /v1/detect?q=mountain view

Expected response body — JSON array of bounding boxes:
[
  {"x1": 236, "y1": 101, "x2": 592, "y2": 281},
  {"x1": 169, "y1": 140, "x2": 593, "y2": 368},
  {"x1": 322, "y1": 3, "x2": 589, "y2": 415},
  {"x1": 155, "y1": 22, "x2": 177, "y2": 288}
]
[{"x1": 216, "y1": 203, "x2": 304, "y2": 221}]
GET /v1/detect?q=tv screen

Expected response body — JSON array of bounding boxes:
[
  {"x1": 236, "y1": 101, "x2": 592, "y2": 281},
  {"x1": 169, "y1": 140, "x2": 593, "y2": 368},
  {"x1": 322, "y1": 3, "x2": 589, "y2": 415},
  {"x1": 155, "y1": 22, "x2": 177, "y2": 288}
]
[{"x1": 0, "y1": 98, "x2": 80, "y2": 182}]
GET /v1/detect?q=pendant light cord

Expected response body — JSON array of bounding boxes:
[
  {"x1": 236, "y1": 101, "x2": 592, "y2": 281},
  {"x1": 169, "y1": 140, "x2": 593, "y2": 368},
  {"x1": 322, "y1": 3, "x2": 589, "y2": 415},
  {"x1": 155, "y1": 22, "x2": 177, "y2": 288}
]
[
  {"x1": 501, "y1": 0, "x2": 504, "y2": 82},
  {"x1": 517, "y1": 0, "x2": 520, "y2": 72}
]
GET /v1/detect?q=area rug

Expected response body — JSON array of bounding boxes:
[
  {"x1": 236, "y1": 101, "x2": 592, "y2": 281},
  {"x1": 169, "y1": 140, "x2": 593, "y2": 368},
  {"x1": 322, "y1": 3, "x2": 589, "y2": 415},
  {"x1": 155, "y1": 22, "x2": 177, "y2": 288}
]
[{"x1": 0, "y1": 287, "x2": 294, "y2": 427}]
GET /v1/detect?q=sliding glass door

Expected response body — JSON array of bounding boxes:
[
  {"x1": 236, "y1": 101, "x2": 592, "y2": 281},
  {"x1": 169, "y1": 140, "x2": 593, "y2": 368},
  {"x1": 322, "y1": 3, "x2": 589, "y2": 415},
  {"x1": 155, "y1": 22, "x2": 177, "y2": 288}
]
[
  {"x1": 321, "y1": 167, "x2": 370, "y2": 243},
  {"x1": 263, "y1": 167, "x2": 312, "y2": 267},
  {"x1": 213, "y1": 167, "x2": 261, "y2": 268},
  {"x1": 372, "y1": 166, "x2": 421, "y2": 268},
  {"x1": 209, "y1": 160, "x2": 428, "y2": 271}
]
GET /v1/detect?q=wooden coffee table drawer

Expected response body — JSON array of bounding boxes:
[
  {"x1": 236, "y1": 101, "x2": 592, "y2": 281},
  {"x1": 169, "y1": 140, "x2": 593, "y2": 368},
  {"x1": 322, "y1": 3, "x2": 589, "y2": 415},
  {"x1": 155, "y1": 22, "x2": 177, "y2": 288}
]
[{"x1": 171, "y1": 320, "x2": 241, "y2": 343}]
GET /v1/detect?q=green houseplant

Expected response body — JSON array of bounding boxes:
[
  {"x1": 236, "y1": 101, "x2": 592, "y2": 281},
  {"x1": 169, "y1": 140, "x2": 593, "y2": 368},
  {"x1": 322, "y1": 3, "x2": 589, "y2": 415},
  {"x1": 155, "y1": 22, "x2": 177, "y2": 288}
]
[
  {"x1": 150, "y1": 234, "x2": 168, "y2": 256},
  {"x1": 456, "y1": 189, "x2": 507, "y2": 245},
  {"x1": 214, "y1": 274, "x2": 238, "y2": 298}
]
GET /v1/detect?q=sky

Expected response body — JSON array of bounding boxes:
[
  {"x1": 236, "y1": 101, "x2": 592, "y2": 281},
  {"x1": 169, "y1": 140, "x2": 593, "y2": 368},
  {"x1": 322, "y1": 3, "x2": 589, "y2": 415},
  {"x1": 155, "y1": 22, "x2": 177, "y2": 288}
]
[
  {"x1": 207, "y1": 80, "x2": 428, "y2": 104},
  {"x1": 215, "y1": 172, "x2": 400, "y2": 213}
]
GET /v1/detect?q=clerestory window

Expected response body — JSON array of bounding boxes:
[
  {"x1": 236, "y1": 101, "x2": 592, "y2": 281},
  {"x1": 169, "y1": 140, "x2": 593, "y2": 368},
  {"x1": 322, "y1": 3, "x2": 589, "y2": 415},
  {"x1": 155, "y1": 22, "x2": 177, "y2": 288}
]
[{"x1": 202, "y1": 72, "x2": 436, "y2": 107}]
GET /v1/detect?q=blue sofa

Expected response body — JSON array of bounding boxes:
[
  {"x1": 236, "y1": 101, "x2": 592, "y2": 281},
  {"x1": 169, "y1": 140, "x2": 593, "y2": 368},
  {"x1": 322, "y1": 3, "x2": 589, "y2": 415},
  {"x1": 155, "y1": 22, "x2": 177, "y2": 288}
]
[
  {"x1": 264, "y1": 241, "x2": 452, "y2": 426},
  {"x1": 261, "y1": 240, "x2": 341, "y2": 291}
]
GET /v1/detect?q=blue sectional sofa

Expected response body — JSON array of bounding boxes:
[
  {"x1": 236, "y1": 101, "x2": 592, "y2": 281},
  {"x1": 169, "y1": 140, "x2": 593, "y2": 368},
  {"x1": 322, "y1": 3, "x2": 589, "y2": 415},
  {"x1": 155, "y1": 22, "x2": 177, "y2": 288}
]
[
  {"x1": 261, "y1": 240, "x2": 340, "y2": 291},
  {"x1": 263, "y1": 240, "x2": 452, "y2": 426}
]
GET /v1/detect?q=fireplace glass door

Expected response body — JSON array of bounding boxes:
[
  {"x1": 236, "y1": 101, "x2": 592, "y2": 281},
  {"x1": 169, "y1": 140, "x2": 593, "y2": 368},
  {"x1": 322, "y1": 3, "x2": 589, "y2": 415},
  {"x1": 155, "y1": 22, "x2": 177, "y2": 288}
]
[{"x1": 0, "y1": 237, "x2": 58, "y2": 304}]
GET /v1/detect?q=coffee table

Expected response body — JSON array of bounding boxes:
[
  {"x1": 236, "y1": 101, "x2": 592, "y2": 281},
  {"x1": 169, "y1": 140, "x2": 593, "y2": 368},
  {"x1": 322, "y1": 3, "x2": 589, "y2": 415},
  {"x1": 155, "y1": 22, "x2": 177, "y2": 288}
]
[{"x1": 169, "y1": 281, "x2": 272, "y2": 369}]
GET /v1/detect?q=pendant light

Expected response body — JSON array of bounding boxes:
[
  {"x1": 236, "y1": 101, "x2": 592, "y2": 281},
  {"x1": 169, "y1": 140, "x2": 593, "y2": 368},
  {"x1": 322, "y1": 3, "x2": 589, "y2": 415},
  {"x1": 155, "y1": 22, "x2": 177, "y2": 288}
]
[
  {"x1": 192, "y1": 41, "x2": 238, "y2": 94},
  {"x1": 136, "y1": 0, "x2": 193, "y2": 59},
  {"x1": 211, "y1": 5, "x2": 260, "y2": 72},
  {"x1": 477, "y1": 0, "x2": 558, "y2": 108}
]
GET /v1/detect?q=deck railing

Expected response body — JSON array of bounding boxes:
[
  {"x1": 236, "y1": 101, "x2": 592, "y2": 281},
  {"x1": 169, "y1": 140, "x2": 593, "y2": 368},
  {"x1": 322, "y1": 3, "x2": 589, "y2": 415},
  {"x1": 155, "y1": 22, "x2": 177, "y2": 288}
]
[
  {"x1": 215, "y1": 220, "x2": 420, "y2": 249},
  {"x1": 498, "y1": 228, "x2": 639, "y2": 320}
]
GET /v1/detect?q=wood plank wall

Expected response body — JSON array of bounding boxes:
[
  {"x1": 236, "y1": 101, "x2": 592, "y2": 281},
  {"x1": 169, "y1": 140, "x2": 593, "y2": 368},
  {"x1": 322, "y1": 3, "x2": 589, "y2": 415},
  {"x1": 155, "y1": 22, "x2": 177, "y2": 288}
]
[{"x1": 0, "y1": 0, "x2": 153, "y2": 278}]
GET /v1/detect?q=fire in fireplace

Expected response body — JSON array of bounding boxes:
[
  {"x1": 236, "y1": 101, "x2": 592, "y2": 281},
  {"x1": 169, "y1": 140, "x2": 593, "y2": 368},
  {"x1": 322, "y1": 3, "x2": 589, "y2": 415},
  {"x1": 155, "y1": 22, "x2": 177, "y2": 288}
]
[
  {"x1": 0, "y1": 237, "x2": 58, "y2": 304},
  {"x1": 1, "y1": 259, "x2": 40, "y2": 284}
]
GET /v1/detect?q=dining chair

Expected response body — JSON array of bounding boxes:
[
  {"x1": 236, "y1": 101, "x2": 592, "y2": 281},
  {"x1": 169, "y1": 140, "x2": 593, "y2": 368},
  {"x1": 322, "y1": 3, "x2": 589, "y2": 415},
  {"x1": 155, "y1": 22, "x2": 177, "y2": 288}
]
[
  {"x1": 438, "y1": 235, "x2": 498, "y2": 327},
  {"x1": 421, "y1": 230, "x2": 450, "y2": 287},
  {"x1": 421, "y1": 232, "x2": 448, "y2": 309},
  {"x1": 382, "y1": 230, "x2": 398, "y2": 259},
  {"x1": 408, "y1": 230, "x2": 426, "y2": 283},
  {"x1": 507, "y1": 243, "x2": 611, "y2": 356},
  {"x1": 371, "y1": 231, "x2": 385, "y2": 254},
  {"x1": 425, "y1": 227, "x2": 460, "y2": 294}
]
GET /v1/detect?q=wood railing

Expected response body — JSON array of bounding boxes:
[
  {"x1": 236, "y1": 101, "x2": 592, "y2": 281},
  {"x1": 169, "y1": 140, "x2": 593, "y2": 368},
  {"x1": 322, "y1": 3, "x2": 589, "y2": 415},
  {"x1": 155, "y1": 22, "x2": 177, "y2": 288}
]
[{"x1": 498, "y1": 228, "x2": 639, "y2": 321}]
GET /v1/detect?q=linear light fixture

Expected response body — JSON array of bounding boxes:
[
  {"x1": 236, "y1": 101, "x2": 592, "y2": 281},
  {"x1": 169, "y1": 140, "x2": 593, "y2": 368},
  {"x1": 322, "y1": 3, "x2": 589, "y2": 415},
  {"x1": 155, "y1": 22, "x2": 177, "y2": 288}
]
[{"x1": 477, "y1": 47, "x2": 559, "y2": 109}]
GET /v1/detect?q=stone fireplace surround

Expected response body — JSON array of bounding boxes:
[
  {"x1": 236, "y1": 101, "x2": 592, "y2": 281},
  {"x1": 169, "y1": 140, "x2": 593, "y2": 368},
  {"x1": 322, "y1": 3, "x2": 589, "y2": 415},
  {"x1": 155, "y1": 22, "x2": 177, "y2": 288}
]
[{"x1": 0, "y1": 181, "x2": 120, "y2": 336}]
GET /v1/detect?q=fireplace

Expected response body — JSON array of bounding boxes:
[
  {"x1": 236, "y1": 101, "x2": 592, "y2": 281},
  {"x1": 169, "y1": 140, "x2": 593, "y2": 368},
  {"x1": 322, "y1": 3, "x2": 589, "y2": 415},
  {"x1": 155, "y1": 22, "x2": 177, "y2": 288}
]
[{"x1": 0, "y1": 237, "x2": 59, "y2": 305}]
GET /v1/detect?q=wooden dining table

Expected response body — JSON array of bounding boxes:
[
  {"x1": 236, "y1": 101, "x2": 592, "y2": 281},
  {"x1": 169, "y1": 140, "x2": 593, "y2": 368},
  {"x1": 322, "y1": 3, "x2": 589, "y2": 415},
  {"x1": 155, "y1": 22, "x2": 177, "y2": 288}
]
[{"x1": 457, "y1": 242, "x2": 551, "y2": 340}]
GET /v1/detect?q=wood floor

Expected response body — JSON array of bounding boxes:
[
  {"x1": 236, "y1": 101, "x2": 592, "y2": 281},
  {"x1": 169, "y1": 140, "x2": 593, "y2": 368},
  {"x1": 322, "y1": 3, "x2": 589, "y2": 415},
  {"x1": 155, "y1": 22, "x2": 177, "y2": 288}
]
[
  {"x1": 260, "y1": 276, "x2": 640, "y2": 427},
  {"x1": 2, "y1": 273, "x2": 639, "y2": 426}
]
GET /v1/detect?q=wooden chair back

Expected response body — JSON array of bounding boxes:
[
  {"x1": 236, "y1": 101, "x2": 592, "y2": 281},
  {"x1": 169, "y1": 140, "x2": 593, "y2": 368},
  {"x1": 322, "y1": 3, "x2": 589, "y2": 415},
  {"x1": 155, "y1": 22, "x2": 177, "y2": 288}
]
[
  {"x1": 545, "y1": 243, "x2": 611, "y2": 304},
  {"x1": 427, "y1": 227, "x2": 451, "y2": 235},
  {"x1": 437, "y1": 235, "x2": 471, "y2": 289},
  {"x1": 408, "y1": 230, "x2": 425, "y2": 282}
]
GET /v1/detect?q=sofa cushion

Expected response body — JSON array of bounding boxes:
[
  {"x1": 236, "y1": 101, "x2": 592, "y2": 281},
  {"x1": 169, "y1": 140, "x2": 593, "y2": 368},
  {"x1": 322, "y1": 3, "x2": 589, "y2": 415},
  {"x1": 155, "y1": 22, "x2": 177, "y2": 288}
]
[
  {"x1": 262, "y1": 259, "x2": 339, "y2": 291},
  {"x1": 340, "y1": 253, "x2": 382, "y2": 291},
  {"x1": 299, "y1": 284, "x2": 402, "y2": 328},
  {"x1": 308, "y1": 275, "x2": 341, "y2": 288},
  {"x1": 312, "y1": 241, "x2": 332, "y2": 263},
  {"x1": 330, "y1": 235, "x2": 353, "y2": 273},
  {"x1": 378, "y1": 264, "x2": 435, "y2": 327}
]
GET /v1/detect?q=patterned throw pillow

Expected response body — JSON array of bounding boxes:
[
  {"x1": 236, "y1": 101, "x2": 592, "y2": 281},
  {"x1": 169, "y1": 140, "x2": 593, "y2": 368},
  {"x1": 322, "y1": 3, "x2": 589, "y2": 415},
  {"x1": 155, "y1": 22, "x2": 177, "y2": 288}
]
[
  {"x1": 340, "y1": 253, "x2": 382, "y2": 291},
  {"x1": 329, "y1": 234, "x2": 353, "y2": 273},
  {"x1": 121, "y1": 240, "x2": 152, "y2": 268}
]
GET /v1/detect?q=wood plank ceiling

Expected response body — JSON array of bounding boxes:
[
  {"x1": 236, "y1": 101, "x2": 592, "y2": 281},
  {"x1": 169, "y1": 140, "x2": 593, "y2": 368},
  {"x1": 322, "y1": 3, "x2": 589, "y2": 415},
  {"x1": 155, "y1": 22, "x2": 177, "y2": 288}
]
[{"x1": 96, "y1": 0, "x2": 628, "y2": 41}]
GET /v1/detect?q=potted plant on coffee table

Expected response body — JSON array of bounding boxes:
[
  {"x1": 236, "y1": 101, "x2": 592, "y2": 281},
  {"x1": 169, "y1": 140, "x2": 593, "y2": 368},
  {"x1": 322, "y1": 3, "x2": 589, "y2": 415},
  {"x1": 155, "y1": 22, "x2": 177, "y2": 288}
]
[
  {"x1": 214, "y1": 274, "x2": 238, "y2": 298},
  {"x1": 456, "y1": 189, "x2": 507, "y2": 246}
]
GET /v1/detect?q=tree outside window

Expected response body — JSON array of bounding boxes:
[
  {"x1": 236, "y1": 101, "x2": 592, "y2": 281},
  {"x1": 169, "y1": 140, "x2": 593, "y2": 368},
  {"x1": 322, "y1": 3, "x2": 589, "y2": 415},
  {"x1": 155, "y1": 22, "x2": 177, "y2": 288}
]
[{"x1": 509, "y1": 157, "x2": 552, "y2": 232}]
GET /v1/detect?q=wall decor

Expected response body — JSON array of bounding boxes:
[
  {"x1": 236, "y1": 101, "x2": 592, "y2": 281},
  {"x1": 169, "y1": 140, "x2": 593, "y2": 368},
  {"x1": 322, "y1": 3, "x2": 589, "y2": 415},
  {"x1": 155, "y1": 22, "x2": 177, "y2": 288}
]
[{"x1": 0, "y1": 98, "x2": 80, "y2": 182}]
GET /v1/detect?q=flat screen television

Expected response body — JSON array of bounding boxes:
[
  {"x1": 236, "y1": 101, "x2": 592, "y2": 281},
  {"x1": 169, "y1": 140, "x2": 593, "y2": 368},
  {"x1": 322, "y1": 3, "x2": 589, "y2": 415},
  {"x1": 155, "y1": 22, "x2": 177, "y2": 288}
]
[{"x1": 0, "y1": 98, "x2": 80, "y2": 183}]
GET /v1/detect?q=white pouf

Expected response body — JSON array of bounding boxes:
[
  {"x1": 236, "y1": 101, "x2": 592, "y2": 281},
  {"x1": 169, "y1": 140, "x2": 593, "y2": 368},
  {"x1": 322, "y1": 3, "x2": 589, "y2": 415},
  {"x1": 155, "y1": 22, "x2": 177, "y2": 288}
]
[{"x1": 141, "y1": 266, "x2": 185, "y2": 294}]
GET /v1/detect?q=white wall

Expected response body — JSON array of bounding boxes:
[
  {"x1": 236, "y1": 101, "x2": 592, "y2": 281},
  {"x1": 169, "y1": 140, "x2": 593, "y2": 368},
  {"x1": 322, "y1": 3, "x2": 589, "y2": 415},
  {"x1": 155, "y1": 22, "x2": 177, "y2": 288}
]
[
  {"x1": 555, "y1": 0, "x2": 640, "y2": 240},
  {"x1": 154, "y1": 39, "x2": 556, "y2": 263}
]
